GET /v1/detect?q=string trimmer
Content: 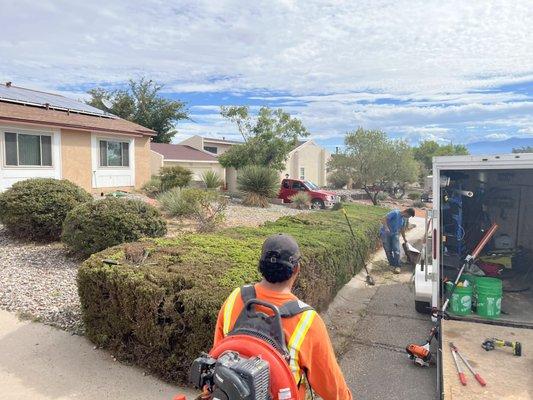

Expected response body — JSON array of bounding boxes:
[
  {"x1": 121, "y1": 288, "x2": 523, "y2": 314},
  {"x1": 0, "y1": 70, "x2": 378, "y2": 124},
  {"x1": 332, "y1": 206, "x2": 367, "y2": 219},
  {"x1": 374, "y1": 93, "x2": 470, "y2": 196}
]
[
  {"x1": 406, "y1": 223, "x2": 499, "y2": 367},
  {"x1": 342, "y1": 207, "x2": 375, "y2": 286}
]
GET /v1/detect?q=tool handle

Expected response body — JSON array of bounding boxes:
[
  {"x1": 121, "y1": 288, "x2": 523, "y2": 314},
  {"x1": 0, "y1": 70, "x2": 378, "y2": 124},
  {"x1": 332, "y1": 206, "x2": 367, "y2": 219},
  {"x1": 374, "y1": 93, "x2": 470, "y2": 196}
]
[
  {"x1": 459, "y1": 372, "x2": 467, "y2": 386},
  {"x1": 474, "y1": 373, "x2": 486, "y2": 387}
]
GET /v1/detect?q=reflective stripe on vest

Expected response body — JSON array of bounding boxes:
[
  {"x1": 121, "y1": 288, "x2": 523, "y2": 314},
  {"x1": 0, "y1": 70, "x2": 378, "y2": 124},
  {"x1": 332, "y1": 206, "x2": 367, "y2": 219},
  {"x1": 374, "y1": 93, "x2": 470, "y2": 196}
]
[
  {"x1": 222, "y1": 287, "x2": 241, "y2": 336},
  {"x1": 288, "y1": 309, "x2": 317, "y2": 383}
]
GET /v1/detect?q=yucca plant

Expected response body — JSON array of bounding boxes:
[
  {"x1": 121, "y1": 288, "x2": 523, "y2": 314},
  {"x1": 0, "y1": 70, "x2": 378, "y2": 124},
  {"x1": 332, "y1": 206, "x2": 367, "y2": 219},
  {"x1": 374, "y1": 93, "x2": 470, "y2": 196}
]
[
  {"x1": 289, "y1": 191, "x2": 311, "y2": 209},
  {"x1": 237, "y1": 165, "x2": 279, "y2": 208},
  {"x1": 201, "y1": 170, "x2": 223, "y2": 189}
]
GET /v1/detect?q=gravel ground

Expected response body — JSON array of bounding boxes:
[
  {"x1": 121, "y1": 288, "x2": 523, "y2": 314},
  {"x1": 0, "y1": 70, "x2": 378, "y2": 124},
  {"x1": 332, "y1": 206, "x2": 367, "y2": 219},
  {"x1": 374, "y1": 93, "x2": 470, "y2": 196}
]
[
  {"x1": 0, "y1": 226, "x2": 83, "y2": 334},
  {"x1": 224, "y1": 203, "x2": 310, "y2": 227},
  {"x1": 0, "y1": 204, "x2": 308, "y2": 333}
]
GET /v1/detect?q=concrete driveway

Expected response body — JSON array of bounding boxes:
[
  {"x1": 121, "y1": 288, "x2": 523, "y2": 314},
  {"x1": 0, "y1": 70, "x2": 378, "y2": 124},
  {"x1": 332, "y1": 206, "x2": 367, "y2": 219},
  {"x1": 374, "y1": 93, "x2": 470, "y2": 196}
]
[
  {"x1": 0, "y1": 310, "x2": 197, "y2": 400},
  {"x1": 325, "y1": 216, "x2": 438, "y2": 400}
]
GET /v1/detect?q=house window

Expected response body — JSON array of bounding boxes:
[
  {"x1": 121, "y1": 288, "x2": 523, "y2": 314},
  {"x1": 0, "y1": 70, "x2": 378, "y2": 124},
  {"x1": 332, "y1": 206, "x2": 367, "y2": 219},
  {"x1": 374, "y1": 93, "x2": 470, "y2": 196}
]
[
  {"x1": 99, "y1": 140, "x2": 130, "y2": 167},
  {"x1": 4, "y1": 132, "x2": 52, "y2": 166},
  {"x1": 299, "y1": 167, "x2": 305, "y2": 180},
  {"x1": 204, "y1": 146, "x2": 218, "y2": 154}
]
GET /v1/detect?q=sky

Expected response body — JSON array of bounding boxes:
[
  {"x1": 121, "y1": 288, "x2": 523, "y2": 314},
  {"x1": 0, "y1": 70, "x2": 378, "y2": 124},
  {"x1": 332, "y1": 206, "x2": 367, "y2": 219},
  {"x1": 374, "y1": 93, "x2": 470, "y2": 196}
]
[{"x1": 1, "y1": 0, "x2": 533, "y2": 152}]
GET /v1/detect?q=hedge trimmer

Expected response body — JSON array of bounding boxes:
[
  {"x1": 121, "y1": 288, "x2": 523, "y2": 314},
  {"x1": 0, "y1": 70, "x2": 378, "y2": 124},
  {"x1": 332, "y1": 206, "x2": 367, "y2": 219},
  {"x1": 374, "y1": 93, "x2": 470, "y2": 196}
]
[{"x1": 342, "y1": 207, "x2": 375, "y2": 286}]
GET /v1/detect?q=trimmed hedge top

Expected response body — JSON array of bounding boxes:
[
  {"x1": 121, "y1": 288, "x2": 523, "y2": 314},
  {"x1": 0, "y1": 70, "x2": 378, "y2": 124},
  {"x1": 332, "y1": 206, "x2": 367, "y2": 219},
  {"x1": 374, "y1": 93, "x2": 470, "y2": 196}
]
[
  {"x1": 0, "y1": 178, "x2": 92, "y2": 241},
  {"x1": 78, "y1": 204, "x2": 385, "y2": 383}
]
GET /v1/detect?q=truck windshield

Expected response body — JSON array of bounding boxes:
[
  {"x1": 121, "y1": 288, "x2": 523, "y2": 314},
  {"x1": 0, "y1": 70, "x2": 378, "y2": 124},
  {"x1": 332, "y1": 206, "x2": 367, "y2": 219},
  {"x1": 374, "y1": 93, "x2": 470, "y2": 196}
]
[{"x1": 305, "y1": 181, "x2": 319, "y2": 190}]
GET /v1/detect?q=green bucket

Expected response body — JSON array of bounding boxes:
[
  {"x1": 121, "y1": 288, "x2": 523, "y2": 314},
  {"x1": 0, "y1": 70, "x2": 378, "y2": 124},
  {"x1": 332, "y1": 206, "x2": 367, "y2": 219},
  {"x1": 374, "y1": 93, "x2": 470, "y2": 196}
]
[
  {"x1": 446, "y1": 280, "x2": 472, "y2": 316},
  {"x1": 476, "y1": 277, "x2": 502, "y2": 319}
]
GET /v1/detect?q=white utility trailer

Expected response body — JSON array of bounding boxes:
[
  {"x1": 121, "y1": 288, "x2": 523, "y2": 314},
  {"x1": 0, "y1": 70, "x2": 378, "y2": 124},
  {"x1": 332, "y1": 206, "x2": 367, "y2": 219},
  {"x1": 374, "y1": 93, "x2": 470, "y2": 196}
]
[{"x1": 414, "y1": 153, "x2": 533, "y2": 400}]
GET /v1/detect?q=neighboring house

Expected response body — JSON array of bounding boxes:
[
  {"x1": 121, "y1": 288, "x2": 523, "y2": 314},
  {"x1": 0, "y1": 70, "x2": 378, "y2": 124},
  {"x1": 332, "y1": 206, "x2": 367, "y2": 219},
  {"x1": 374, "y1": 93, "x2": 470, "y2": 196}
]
[
  {"x1": 281, "y1": 140, "x2": 329, "y2": 186},
  {"x1": 150, "y1": 143, "x2": 225, "y2": 184},
  {"x1": 0, "y1": 83, "x2": 154, "y2": 192},
  {"x1": 173, "y1": 135, "x2": 330, "y2": 190}
]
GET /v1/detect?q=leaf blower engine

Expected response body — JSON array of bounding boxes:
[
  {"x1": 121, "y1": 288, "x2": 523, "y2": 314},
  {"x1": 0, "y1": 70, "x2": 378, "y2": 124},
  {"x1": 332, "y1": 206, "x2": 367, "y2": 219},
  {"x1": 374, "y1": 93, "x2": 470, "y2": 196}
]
[{"x1": 181, "y1": 286, "x2": 313, "y2": 400}]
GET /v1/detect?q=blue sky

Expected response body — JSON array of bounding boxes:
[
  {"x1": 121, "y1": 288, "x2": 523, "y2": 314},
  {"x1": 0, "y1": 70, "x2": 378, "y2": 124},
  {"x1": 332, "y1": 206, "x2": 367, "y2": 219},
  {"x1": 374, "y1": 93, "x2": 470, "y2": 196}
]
[{"x1": 1, "y1": 0, "x2": 533, "y2": 153}]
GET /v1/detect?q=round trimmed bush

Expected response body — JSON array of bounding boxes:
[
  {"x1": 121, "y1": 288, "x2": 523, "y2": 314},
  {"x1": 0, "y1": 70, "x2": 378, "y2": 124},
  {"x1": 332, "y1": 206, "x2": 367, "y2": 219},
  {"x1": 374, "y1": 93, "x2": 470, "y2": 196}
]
[
  {"x1": 62, "y1": 198, "x2": 167, "y2": 258},
  {"x1": 0, "y1": 178, "x2": 92, "y2": 241}
]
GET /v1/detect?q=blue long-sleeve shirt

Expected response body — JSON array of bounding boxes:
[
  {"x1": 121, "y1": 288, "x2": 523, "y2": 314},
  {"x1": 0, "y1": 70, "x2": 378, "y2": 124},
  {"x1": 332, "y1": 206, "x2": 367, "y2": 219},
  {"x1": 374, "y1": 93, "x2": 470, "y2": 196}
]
[{"x1": 380, "y1": 209, "x2": 407, "y2": 235}]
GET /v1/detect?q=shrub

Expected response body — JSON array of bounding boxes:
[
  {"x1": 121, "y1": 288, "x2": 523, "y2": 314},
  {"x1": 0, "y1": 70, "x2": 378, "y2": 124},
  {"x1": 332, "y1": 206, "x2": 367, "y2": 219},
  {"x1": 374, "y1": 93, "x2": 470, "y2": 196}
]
[
  {"x1": 192, "y1": 192, "x2": 228, "y2": 232},
  {"x1": 158, "y1": 188, "x2": 201, "y2": 217},
  {"x1": 412, "y1": 200, "x2": 425, "y2": 208},
  {"x1": 62, "y1": 198, "x2": 167, "y2": 258},
  {"x1": 376, "y1": 192, "x2": 388, "y2": 202},
  {"x1": 0, "y1": 178, "x2": 92, "y2": 241},
  {"x1": 142, "y1": 176, "x2": 162, "y2": 198},
  {"x1": 407, "y1": 192, "x2": 421, "y2": 200},
  {"x1": 159, "y1": 166, "x2": 193, "y2": 191},
  {"x1": 289, "y1": 191, "x2": 311, "y2": 209},
  {"x1": 77, "y1": 203, "x2": 384, "y2": 383},
  {"x1": 201, "y1": 170, "x2": 223, "y2": 189},
  {"x1": 237, "y1": 165, "x2": 279, "y2": 208},
  {"x1": 328, "y1": 170, "x2": 350, "y2": 189}
]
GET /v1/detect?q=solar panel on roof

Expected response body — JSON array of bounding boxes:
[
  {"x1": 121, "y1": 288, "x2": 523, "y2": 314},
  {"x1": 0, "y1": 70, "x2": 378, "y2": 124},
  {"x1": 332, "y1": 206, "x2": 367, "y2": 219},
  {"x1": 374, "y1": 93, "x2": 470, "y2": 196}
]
[{"x1": 0, "y1": 84, "x2": 115, "y2": 118}]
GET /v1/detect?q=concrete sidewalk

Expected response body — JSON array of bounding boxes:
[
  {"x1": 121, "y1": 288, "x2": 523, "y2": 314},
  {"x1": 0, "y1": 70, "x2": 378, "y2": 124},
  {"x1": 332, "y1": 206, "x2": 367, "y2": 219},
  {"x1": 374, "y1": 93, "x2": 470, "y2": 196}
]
[
  {"x1": 324, "y1": 216, "x2": 438, "y2": 399},
  {"x1": 0, "y1": 310, "x2": 197, "y2": 400}
]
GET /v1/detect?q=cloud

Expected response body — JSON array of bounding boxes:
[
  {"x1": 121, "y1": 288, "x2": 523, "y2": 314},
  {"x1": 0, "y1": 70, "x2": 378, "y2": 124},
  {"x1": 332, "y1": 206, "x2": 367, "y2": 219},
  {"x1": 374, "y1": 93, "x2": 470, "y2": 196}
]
[{"x1": 1, "y1": 0, "x2": 532, "y2": 145}]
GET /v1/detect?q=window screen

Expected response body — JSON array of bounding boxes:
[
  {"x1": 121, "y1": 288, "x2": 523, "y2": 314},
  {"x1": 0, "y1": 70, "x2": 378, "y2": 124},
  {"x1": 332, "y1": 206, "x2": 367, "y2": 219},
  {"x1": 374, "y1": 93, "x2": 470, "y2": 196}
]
[
  {"x1": 3, "y1": 132, "x2": 52, "y2": 166},
  {"x1": 99, "y1": 140, "x2": 130, "y2": 167}
]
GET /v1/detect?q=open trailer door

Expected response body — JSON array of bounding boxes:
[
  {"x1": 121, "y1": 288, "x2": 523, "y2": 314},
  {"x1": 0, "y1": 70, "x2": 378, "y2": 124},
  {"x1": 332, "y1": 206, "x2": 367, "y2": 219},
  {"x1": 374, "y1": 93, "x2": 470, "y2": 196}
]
[{"x1": 432, "y1": 154, "x2": 533, "y2": 400}]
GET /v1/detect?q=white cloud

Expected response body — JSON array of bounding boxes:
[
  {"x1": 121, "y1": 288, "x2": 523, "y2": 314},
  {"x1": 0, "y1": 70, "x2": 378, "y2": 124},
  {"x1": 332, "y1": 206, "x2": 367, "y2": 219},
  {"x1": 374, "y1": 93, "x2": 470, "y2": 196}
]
[{"x1": 1, "y1": 0, "x2": 532, "y2": 144}]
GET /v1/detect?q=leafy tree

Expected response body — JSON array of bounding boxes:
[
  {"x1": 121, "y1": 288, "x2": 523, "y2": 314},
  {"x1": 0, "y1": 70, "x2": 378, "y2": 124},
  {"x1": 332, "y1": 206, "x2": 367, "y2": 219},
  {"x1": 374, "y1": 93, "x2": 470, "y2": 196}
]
[
  {"x1": 328, "y1": 128, "x2": 419, "y2": 205},
  {"x1": 218, "y1": 106, "x2": 309, "y2": 170},
  {"x1": 512, "y1": 146, "x2": 533, "y2": 153},
  {"x1": 413, "y1": 140, "x2": 469, "y2": 171},
  {"x1": 88, "y1": 78, "x2": 188, "y2": 143}
]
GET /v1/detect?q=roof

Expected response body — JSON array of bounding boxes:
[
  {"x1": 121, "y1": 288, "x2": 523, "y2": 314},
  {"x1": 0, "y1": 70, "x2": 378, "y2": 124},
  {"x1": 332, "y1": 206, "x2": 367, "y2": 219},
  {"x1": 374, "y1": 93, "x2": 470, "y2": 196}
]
[
  {"x1": 203, "y1": 136, "x2": 243, "y2": 144},
  {"x1": 0, "y1": 83, "x2": 110, "y2": 117},
  {"x1": 151, "y1": 143, "x2": 218, "y2": 162},
  {"x1": 0, "y1": 83, "x2": 155, "y2": 137}
]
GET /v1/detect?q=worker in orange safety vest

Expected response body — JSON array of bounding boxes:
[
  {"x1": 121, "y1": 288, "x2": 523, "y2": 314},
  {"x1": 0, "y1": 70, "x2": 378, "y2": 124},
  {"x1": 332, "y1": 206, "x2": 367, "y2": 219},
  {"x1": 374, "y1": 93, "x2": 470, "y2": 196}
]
[{"x1": 213, "y1": 233, "x2": 353, "y2": 400}]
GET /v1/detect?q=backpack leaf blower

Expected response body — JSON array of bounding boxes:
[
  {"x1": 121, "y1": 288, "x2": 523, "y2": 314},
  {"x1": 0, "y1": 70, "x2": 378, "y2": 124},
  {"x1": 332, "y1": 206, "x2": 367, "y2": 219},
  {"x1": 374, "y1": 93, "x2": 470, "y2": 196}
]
[
  {"x1": 175, "y1": 286, "x2": 312, "y2": 400},
  {"x1": 406, "y1": 223, "x2": 499, "y2": 367}
]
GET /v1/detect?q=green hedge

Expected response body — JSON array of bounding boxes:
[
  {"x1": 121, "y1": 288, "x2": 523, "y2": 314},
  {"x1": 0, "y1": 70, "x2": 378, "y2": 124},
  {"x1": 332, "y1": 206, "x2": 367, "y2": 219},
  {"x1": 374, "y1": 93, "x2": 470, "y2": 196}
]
[{"x1": 77, "y1": 204, "x2": 384, "y2": 383}]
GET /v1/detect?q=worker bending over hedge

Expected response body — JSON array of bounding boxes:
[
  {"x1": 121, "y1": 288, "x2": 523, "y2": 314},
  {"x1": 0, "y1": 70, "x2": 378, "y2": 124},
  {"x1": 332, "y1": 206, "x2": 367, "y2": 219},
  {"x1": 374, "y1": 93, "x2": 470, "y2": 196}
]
[{"x1": 213, "y1": 233, "x2": 353, "y2": 400}]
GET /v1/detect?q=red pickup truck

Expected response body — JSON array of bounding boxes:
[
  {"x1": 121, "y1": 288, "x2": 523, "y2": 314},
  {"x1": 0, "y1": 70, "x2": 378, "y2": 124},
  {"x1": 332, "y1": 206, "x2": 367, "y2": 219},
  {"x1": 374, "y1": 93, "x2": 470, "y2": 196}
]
[{"x1": 278, "y1": 179, "x2": 339, "y2": 209}]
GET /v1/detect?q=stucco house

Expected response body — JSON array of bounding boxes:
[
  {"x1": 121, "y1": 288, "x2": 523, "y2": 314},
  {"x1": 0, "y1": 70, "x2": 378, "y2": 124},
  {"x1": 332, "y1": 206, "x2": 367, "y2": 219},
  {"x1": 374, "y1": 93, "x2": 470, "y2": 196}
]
[
  {"x1": 151, "y1": 135, "x2": 330, "y2": 191},
  {"x1": 0, "y1": 83, "x2": 154, "y2": 192},
  {"x1": 150, "y1": 142, "x2": 225, "y2": 183}
]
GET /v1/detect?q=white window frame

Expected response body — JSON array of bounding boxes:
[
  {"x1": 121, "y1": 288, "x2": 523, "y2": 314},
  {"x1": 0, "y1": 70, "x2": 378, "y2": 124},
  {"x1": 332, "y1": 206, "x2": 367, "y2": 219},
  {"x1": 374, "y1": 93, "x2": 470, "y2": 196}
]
[
  {"x1": 1, "y1": 130, "x2": 54, "y2": 169},
  {"x1": 299, "y1": 166, "x2": 305, "y2": 180},
  {"x1": 98, "y1": 139, "x2": 131, "y2": 168},
  {"x1": 91, "y1": 133, "x2": 135, "y2": 189}
]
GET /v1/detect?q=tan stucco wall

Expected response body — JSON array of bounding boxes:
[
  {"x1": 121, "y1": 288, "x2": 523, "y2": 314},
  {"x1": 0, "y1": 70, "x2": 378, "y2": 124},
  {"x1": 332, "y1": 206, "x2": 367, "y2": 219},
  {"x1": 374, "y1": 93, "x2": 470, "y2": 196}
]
[
  {"x1": 150, "y1": 150, "x2": 164, "y2": 175},
  {"x1": 163, "y1": 160, "x2": 225, "y2": 184},
  {"x1": 61, "y1": 129, "x2": 92, "y2": 191},
  {"x1": 281, "y1": 142, "x2": 329, "y2": 186},
  {"x1": 61, "y1": 129, "x2": 152, "y2": 193},
  {"x1": 134, "y1": 136, "x2": 151, "y2": 189},
  {"x1": 180, "y1": 135, "x2": 204, "y2": 151}
]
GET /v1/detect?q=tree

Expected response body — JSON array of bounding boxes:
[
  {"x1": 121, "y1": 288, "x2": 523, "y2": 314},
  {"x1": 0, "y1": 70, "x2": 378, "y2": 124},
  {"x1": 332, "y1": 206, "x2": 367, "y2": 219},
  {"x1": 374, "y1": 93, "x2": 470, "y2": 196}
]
[
  {"x1": 512, "y1": 146, "x2": 533, "y2": 153},
  {"x1": 413, "y1": 140, "x2": 469, "y2": 171},
  {"x1": 218, "y1": 106, "x2": 309, "y2": 170},
  {"x1": 328, "y1": 128, "x2": 419, "y2": 205},
  {"x1": 87, "y1": 78, "x2": 188, "y2": 143}
]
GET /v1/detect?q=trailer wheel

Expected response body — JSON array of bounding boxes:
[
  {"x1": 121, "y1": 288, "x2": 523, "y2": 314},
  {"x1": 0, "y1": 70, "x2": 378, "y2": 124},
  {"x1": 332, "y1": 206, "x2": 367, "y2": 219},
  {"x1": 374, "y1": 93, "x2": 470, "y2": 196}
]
[{"x1": 415, "y1": 300, "x2": 431, "y2": 314}]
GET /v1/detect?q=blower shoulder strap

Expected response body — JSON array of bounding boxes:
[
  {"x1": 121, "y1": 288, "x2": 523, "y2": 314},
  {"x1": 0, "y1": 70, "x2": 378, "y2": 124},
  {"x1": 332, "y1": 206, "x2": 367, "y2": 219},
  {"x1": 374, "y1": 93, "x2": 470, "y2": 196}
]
[
  {"x1": 279, "y1": 299, "x2": 314, "y2": 318},
  {"x1": 240, "y1": 284, "x2": 256, "y2": 303}
]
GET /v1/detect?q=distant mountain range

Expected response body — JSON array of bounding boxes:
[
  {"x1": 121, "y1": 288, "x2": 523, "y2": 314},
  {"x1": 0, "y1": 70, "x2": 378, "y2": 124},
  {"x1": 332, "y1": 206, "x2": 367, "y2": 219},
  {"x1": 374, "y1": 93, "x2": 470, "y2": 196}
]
[{"x1": 466, "y1": 137, "x2": 533, "y2": 155}]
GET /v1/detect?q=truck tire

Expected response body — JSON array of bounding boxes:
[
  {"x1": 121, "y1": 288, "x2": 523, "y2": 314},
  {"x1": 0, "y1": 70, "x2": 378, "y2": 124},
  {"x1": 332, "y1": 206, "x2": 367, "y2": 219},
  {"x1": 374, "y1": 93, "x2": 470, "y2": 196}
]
[
  {"x1": 311, "y1": 199, "x2": 324, "y2": 209},
  {"x1": 415, "y1": 300, "x2": 431, "y2": 314}
]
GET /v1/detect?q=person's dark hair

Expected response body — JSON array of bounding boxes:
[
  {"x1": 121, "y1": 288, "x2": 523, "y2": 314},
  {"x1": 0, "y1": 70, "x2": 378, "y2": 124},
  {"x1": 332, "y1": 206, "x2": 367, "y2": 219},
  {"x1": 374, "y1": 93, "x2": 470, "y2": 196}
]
[
  {"x1": 259, "y1": 253, "x2": 297, "y2": 283},
  {"x1": 405, "y1": 207, "x2": 415, "y2": 217}
]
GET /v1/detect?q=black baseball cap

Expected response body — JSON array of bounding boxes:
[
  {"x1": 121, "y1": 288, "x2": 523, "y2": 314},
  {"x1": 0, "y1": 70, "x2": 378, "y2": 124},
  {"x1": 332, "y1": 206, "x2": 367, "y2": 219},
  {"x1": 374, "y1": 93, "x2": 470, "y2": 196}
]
[{"x1": 259, "y1": 234, "x2": 301, "y2": 268}]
